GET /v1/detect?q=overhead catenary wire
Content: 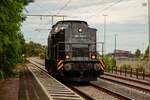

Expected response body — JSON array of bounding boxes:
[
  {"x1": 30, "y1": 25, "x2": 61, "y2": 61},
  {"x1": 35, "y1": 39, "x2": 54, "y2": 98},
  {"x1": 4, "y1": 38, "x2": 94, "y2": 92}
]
[
  {"x1": 55, "y1": 0, "x2": 64, "y2": 9},
  {"x1": 86, "y1": 0, "x2": 125, "y2": 19},
  {"x1": 35, "y1": 3, "x2": 50, "y2": 13},
  {"x1": 57, "y1": 0, "x2": 71, "y2": 14}
]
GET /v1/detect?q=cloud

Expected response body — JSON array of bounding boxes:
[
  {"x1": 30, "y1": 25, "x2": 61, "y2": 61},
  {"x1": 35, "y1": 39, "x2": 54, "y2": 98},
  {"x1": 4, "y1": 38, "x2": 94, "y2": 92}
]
[
  {"x1": 22, "y1": 0, "x2": 148, "y2": 53},
  {"x1": 24, "y1": 0, "x2": 147, "y2": 24}
]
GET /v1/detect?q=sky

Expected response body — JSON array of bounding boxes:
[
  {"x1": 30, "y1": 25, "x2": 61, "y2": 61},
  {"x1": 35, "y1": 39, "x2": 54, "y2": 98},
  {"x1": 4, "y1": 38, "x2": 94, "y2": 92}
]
[{"x1": 21, "y1": 0, "x2": 148, "y2": 54}]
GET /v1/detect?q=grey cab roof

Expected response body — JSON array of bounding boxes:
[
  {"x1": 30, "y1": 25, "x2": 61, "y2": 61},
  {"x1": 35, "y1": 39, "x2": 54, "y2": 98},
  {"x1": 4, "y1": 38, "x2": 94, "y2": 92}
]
[{"x1": 55, "y1": 20, "x2": 88, "y2": 25}]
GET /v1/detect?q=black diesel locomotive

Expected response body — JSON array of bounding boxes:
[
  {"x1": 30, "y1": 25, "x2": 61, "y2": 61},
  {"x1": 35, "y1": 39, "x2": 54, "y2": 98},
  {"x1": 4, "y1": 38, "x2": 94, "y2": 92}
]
[{"x1": 45, "y1": 20, "x2": 105, "y2": 82}]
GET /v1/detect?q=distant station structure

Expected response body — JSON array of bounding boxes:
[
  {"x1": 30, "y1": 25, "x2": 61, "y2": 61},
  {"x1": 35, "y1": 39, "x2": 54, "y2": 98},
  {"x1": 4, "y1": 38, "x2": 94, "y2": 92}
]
[{"x1": 108, "y1": 50, "x2": 135, "y2": 60}]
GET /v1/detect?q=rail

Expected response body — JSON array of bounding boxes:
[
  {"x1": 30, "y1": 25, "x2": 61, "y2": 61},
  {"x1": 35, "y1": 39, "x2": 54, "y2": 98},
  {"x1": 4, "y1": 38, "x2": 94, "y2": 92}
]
[{"x1": 28, "y1": 59, "x2": 84, "y2": 100}]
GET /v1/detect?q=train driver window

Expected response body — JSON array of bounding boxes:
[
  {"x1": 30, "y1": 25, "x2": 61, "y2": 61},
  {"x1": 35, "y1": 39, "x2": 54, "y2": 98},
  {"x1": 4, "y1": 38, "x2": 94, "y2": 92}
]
[
  {"x1": 59, "y1": 24, "x2": 68, "y2": 30},
  {"x1": 54, "y1": 24, "x2": 68, "y2": 33}
]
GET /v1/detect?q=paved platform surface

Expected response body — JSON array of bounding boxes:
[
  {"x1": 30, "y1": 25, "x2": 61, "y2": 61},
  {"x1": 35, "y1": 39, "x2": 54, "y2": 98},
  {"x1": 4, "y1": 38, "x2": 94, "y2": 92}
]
[
  {"x1": 19, "y1": 65, "x2": 49, "y2": 100},
  {"x1": 0, "y1": 78, "x2": 19, "y2": 100},
  {"x1": 0, "y1": 65, "x2": 49, "y2": 100}
]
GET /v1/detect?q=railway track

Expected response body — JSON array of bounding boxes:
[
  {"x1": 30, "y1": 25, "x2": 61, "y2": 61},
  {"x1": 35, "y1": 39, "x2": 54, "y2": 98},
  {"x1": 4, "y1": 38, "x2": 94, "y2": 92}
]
[
  {"x1": 67, "y1": 83, "x2": 132, "y2": 100},
  {"x1": 29, "y1": 58, "x2": 132, "y2": 100},
  {"x1": 96, "y1": 75, "x2": 150, "y2": 100},
  {"x1": 104, "y1": 73, "x2": 150, "y2": 85},
  {"x1": 27, "y1": 62, "x2": 84, "y2": 100},
  {"x1": 101, "y1": 73, "x2": 150, "y2": 93},
  {"x1": 89, "y1": 83, "x2": 132, "y2": 100},
  {"x1": 28, "y1": 58, "x2": 150, "y2": 100}
]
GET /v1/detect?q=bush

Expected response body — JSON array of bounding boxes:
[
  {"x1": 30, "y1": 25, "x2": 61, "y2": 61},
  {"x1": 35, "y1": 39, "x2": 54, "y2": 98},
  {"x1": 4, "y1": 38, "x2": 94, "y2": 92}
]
[
  {"x1": 0, "y1": 69, "x2": 4, "y2": 80},
  {"x1": 0, "y1": 65, "x2": 16, "y2": 79},
  {"x1": 4, "y1": 67, "x2": 15, "y2": 77},
  {"x1": 137, "y1": 64, "x2": 144, "y2": 72},
  {"x1": 39, "y1": 53, "x2": 45, "y2": 59},
  {"x1": 103, "y1": 56, "x2": 116, "y2": 72},
  {"x1": 122, "y1": 64, "x2": 131, "y2": 70}
]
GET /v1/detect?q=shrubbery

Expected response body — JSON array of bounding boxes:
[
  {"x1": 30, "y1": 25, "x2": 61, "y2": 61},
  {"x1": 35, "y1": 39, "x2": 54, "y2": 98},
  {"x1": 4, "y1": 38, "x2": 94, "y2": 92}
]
[
  {"x1": 0, "y1": 0, "x2": 33, "y2": 79},
  {"x1": 102, "y1": 56, "x2": 116, "y2": 72}
]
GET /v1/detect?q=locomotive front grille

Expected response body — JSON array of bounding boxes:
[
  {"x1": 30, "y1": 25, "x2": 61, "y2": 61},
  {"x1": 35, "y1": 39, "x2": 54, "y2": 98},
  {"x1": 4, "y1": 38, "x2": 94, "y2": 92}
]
[
  {"x1": 72, "y1": 63, "x2": 93, "y2": 70},
  {"x1": 72, "y1": 47, "x2": 89, "y2": 57}
]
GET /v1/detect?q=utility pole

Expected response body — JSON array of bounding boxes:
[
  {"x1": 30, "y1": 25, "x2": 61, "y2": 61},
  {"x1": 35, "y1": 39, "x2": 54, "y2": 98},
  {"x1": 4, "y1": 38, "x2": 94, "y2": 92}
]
[
  {"x1": 114, "y1": 34, "x2": 117, "y2": 58},
  {"x1": 25, "y1": 14, "x2": 67, "y2": 25},
  {"x1": 52, "y1": 16, "x2": 54, "y2": 25},
  {"x1": 101, "y1": 42, "x2": 104, "y2": 56},
  {"x1": 103, "y1": 14, "x2": 108, "y2": 55},
  {"x1": 96, "y1": 42, "x2": 104, "y2": 58},
  {"x1": 148, "y1": 0, "x2": 150, "y2": 62}
]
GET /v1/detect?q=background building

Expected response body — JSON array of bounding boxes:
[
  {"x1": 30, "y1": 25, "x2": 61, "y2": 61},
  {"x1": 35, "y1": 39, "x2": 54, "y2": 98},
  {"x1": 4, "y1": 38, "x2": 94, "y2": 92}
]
[{"x1": 108, "y1": 50, "x2": 135, "y2": 60}]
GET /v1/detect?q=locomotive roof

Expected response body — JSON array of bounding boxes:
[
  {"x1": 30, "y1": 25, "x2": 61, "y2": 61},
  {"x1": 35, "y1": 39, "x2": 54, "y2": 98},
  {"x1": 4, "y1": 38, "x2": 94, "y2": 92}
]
[{"x1": 56, "y1": 20, "x2": 88, "y2": 25}]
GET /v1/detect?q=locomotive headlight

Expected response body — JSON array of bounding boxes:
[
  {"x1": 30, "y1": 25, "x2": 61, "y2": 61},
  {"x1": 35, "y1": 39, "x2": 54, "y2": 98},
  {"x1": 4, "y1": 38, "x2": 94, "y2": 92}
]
[
  {"x1": 65, "y1": 52, "x2": 70, "y2": 59},
  {"x1": 92, "y1": 55, "x2": 96, "y2": 59},
  {"x1": 94, "y1": 64, "x2": 100, "y2": 71},
  {"x1": 66, "y1": 55, "x2": 70, "y2": 59},
  {"x1": 54, "y1": 27, "x2": 60, "y2": 32},
  {"x1": 78, "y1": 28, "x2": 83, "y2": 33},
  {"x1": 64, "y1": 64, "x2": 72, "y2": 71}
]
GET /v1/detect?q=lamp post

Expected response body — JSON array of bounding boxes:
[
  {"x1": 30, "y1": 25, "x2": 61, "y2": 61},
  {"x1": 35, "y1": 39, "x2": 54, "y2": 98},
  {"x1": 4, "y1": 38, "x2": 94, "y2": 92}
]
[
  {"x1": 148, "y1": 0, "x2": 150, "y2": 62},
  {"x1": 142, "y1": 0, "x2": 150, "y2": 62},
  {"x1": 114, "y1": 34, "x2": 117, "y2": 58},
  {"x1": 103, "y1": 14, "x2": 108, "y2": 55}
]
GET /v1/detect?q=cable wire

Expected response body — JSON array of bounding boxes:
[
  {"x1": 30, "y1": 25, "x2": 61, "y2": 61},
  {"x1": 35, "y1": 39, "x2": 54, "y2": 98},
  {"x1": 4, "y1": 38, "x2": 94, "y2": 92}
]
[
  {"x1": 57, "y1": 0, "x2": 71, "y2": 14},
  {"x1": 86, "y1": 0, "x2": 125, "y2": 18}
]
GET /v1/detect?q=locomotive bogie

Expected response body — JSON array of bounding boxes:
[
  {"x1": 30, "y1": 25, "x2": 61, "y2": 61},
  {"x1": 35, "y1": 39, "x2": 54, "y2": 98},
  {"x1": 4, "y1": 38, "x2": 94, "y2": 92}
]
[{"x1": 57, "y1": 62, "x2": 102, "y2": 82}]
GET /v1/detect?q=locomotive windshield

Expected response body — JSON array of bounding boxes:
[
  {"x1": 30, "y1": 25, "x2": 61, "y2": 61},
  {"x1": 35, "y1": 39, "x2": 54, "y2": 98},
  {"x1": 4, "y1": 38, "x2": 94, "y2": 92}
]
[
  {"x1": 59, "y1": 24, "x2": 68, "y2": 30},
  {"x1": 54, "y1": 24, "x2": 69, "y2": 33}
]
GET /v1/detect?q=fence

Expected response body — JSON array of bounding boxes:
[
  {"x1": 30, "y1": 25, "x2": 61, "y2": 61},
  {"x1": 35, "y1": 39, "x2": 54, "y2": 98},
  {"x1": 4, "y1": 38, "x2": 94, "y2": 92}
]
[
  {"x1": 116, "y1": 60, "x2": 150, "y2": 73},
  {"x1": 106, "y1": 67, "x2": 150, "y2": 80}
]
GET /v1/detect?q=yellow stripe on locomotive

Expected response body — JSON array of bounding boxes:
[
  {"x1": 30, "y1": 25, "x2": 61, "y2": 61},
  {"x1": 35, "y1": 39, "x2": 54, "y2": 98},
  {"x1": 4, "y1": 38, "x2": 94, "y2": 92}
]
[
  {"x1": 57, "y1": 60, "x2": 64, "y2": 70},
  {"x1": 99, "y1": 59, "x2": 107, "y2": 71}
]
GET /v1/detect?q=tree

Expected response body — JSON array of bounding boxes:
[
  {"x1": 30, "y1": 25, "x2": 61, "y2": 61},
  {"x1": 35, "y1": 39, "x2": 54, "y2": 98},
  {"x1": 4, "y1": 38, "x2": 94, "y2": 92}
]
[
  {"x1": 24, "y1": 0, "x2": 34, "y2": 5},
  {"x1": 143, "y1": 47, "x2": 149, "y2": 60},
  {"x1": 0, "y1": 0, "x2": 30, "y2": 78},
  {"x1": 24, "y1": 41, "x2": 46, "y2": 57},
  {"x1": 135, "y1": 49, "x2": 141, "y2": 58}
]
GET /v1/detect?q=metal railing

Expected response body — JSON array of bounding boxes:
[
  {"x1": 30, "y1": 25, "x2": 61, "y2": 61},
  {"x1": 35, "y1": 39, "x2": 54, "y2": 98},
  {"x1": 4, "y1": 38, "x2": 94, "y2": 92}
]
[{"x1": 106, "y1": 67, "x2": 150, "y2": 80}]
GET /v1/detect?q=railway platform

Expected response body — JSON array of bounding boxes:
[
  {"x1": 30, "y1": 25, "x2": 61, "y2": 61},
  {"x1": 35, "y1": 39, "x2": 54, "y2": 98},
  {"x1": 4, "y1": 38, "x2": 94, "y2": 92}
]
[
  {"x1": 0, "y1": 62, "x2": 84, "y2": 100},
  {"x1": 0, "y1": 77, "x2": 19, "y2": 100},
  {"x1": 0, "y1": 64, "x2": 49, "y2": 100}
]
